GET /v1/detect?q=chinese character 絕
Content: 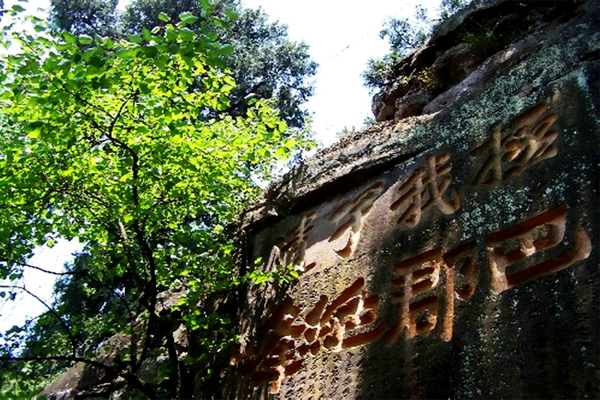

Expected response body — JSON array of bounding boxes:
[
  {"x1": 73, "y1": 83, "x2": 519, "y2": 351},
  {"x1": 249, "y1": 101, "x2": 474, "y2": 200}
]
[
  {"x1": 292, "y1": 277, "x2": 385, "y2": 353},
  {"x1": 390, "y1": 153, "x2": 460, "y2": 227},
  {"x1": 231, "y1": 278, "x2": 385, "y2": 393},
  {"x1": 328, "y1": 182, "x2": 384, "y2": 259},
  {"x1": 485, "y1": 206, "x2": 592, "y2": 294},
  {"x1": 472, "y1": 101, "x2": 559, "y2": 186}
]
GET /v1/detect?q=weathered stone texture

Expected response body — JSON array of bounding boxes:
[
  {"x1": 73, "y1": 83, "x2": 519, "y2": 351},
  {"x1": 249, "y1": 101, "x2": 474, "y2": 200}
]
[
  {"x1": 221, "y1": 1, "x2": 599, "y2": 398},
  {"x1": 371, "y1": 0, "x2": 597, "y2": 122}
]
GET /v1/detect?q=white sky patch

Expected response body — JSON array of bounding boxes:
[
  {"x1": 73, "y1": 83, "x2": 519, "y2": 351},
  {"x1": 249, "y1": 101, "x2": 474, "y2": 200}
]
[
  {"x1": 241, "y1": 0, "x2": 440, "y2": 146},
  {"x1": 0, "y1": 239, "x2": 81, "y2": 332}
]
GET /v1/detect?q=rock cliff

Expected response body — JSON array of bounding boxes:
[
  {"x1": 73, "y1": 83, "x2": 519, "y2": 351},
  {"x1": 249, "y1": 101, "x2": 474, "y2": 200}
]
[{"x1": 223, "y1": 0, "x2": 599, "y2": 398}]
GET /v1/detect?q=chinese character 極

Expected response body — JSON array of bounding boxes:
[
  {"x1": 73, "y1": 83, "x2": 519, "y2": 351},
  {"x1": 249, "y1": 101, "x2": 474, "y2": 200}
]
[{"x1": 472, "y1": 101, "x2": 559, "y2": 186}]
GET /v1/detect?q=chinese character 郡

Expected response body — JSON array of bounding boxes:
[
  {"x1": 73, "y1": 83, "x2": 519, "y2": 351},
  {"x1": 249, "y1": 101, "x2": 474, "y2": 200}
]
[{"x1": 386, "y1": 243, "x2": 479, "y2": 343}]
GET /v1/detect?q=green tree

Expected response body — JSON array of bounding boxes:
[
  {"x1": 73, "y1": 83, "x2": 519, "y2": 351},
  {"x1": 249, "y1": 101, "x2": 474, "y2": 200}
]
[
  {"x1": 0, "y1": 4, "x2": 312, "y2": 397},
  {"x1": 49, "y1": 0, "x2": 318, "y2": 130},
  {"x1": 49, "y1": 0, "x2": 121, "y2": 36}
]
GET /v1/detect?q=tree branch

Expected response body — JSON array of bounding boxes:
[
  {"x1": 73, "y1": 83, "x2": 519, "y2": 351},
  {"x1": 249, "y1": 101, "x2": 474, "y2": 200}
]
[
  {"x1": 0, "y1": 285, "x2": 78, "y2": 357},
  {"x1": 12, "y1": 261, "x2": 136, "y2": 320},
  {"x1": 0, "y1": 354, "x2": 156, "y2": 398},
  {"x1": 12, "y1": 262, "x2": 76, "y2": 276}
]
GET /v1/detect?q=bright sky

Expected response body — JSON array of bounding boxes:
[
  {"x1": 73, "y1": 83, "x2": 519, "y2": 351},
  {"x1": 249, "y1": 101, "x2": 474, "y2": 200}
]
[
  {"x1": 0, "y1": 0, "x2": 441, "y2": 333},
  {"x1": 241, "y1": 0, "x2": 440, "y2": 146}
]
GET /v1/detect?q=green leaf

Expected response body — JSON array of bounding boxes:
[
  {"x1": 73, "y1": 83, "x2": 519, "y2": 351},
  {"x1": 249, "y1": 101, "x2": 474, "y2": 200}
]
[
  {"x1": 283, "y1": 138, "x2": 296, "y2": 150},
  {"x1": 128, "y1": 35, "x2": 143, "y2": 44},
  {"x1": 178, "y1": 28, "x2": 195, "y2": 42},
  {"x1": 103, "y1": 37, "x2": 114, "y2": 48},
  {"x1": 143, "y1": 45, "x2": 158, "y2": 58},
  {"x1": 199, "y1": 0, "x2": 211, "y2": 10},
  {"x1": 158, "y1": 12, "x2": 170, "y2": 22},
  {"x1": 63, "y1": 31, "x2": 77, "y2": 44},
  {"x1": 78, "y1": 35, "x2": 93, "y2": 45},
  {"x1": 142, "y1": 28, "x2": 152, "y2": 42},
  {"x1": 116, "y1": 49, "x2": 135, "y2": 59},
  {"x1": 89, "y1": 56, "x2": 104, "y2": 68},
  {"x1": 218, "y1": 44, "x2": 234, "y2": 56},
  {"x1": 211, "y1": 17, "x2": 229, "y2": 29},
  {"x1": 224, "y1": 9, "x2": 239, "y2": 20},
  {"x1": 178, "y1": 12, "x2": 198, "y2": 25}
]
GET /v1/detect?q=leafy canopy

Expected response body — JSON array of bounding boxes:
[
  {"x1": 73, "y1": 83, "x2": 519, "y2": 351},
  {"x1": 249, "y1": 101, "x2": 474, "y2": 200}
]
[
  {"x1": 49, "y1": 0, "x2": 318, "y2": 130},
  {"x1": 0, "y1": 4, "x2": 312, "y2": 397}
]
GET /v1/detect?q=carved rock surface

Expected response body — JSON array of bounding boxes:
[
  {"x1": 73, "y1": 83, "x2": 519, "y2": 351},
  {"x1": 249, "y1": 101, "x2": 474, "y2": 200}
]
[{"x1": 219, "y1": 1, "x2": 600, "y2": 398}]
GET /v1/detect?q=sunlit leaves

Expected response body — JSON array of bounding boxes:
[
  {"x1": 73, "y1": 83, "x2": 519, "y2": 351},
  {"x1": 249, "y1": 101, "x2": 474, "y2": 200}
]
[
  {"x1": 178, "y1": 11, "x2": 199, "y2": 27},
  {"x1": 78, "y1": 35, "x2": 93, "y2": 45},
  {"x1": 62, "y1": 31, "x2": 76, "y2": 44},
  {"x1": 0, "y1": 9, "x2": 314, "y2": 393},
  {"x1": 158, "y1": 12, "x2": 170, "y2": 22}
]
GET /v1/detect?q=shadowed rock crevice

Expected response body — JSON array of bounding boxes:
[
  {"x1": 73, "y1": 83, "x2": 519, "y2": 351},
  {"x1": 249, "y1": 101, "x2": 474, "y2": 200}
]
[{"x1": 372, "y1": 0, "x2": 590, "y2": 122}]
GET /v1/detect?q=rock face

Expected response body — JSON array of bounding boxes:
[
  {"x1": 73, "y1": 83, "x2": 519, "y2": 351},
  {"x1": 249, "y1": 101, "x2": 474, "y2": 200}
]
[
  {"x1": 371, "y1": 0, "x2": 596, "y2": 122},
  {"x1": 218, "y1": 1, "x2": 600, "y2": 398}
]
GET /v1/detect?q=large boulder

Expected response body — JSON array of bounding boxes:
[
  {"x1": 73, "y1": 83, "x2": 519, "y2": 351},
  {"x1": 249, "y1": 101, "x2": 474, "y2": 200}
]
[{"x1": 217, "y1": 1, "x2": 600, "y2": 398}]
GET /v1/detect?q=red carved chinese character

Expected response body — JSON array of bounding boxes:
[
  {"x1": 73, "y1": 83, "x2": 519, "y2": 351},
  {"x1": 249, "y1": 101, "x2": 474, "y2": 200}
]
[
  {"x1": 386, "y1": 248, "x2": 447, "y2": 343},
  {"x1": 390, "y1": 153, "x2": 460, "y2": 227},
  {"x1": 485, "y1": 206, "x2": 592, "y2": 294},
  {"x1": 313, "y1": 278, "x2": 385, "y2": 351},
  {"x1": 267, "y1": 211, "x2": 317, "y2": 274},
  {"x1": 472, "y1": 101, "x2": 559, "y2": 186},
  {"x1": 232, "y1": 278, "x2": 386, "y2": 393},
  {"x1": 328, "y1": 182, "x2": 384, "y2": 258},
  {"x1": 386, "y1": 243, "x2": 479, "y2": 343},
  {"x1": 230, "y1": 296, "x2": 303, "y2": 394}
]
